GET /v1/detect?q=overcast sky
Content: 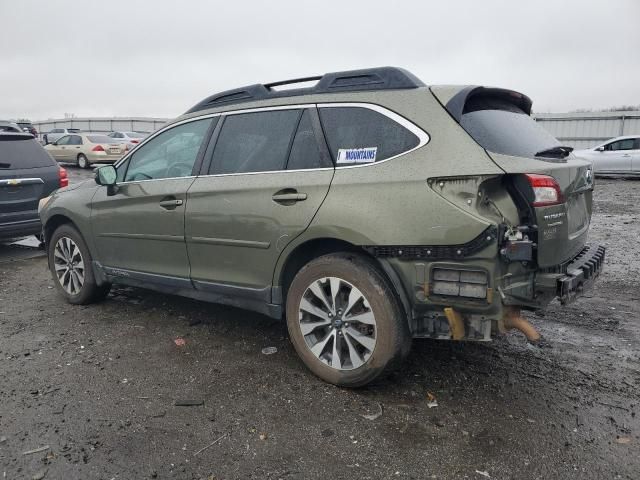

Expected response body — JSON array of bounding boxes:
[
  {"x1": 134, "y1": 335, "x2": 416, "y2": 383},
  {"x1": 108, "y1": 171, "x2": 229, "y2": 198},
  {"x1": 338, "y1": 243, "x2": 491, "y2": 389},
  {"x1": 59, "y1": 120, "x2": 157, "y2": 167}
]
[{"x1": 1, "y1": 0, "x2": 638, "y2": 121}]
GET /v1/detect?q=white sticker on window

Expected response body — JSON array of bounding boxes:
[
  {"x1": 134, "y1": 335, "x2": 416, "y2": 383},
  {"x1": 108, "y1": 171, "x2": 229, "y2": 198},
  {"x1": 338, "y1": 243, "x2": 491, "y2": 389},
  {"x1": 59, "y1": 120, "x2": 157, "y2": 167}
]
[{"x1": 336, "y1": 147, "x2": 377, "y2": 164}]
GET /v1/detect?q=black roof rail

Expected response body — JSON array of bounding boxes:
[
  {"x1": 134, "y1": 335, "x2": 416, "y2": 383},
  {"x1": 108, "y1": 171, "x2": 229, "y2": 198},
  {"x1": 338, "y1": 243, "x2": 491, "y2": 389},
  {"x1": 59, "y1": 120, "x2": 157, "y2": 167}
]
[{"x1": 185, "y1": 66, "x2": 425, "y2": 114}]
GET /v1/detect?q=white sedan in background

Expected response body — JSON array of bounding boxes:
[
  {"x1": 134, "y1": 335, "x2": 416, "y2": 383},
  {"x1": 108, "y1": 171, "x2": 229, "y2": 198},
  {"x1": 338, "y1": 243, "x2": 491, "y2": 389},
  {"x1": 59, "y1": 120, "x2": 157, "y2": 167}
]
[
  {"x1": 574, "y1": 135, "x2": 640, "y2": 175},
  {"x1": 107, "y1": 131, "x2": 148, "y2": 150}
]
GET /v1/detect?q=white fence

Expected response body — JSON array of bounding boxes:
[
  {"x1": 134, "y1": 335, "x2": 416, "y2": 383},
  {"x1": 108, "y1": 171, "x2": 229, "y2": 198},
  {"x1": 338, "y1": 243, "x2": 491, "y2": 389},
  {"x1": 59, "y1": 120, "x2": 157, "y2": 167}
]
[{"x1": 534, "y1": 111, "x2": 640, "y2": 149}]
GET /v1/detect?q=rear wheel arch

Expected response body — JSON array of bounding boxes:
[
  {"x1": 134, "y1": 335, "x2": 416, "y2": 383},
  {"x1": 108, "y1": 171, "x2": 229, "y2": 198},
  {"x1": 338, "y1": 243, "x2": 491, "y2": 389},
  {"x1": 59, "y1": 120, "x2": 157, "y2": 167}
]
[{"x1": 276, "y1": 237, "x2": 412, "y2": 330}]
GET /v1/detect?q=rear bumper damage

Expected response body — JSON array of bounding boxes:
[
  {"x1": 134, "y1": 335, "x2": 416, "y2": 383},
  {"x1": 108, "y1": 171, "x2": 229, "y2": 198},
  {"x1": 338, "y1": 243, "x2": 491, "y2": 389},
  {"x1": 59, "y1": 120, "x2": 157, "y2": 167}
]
[
  {"x1": 379, "y1": 242, "x2": 606, "y2": 341},
  {"x1": 555, "y1": 244, "x2": 606, "y2": 305}
]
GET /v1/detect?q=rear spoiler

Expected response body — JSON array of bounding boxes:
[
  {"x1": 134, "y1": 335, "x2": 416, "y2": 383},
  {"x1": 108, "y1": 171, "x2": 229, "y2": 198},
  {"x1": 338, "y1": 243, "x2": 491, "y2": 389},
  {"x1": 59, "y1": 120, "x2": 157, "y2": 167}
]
[{"x1": 444, "y1": 86, "x2": 533, "y2": 123}]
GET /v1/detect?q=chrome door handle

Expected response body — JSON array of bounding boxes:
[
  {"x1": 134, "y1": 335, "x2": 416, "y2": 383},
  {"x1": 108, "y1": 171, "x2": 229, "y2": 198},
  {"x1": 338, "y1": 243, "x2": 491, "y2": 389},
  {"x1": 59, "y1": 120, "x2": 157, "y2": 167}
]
[
  {"x1": 622, "y1": 154, "x2": 631, "y2": 157},
  {"x1": 159, "y1": 199, "x2": 183, "y2": 209}
]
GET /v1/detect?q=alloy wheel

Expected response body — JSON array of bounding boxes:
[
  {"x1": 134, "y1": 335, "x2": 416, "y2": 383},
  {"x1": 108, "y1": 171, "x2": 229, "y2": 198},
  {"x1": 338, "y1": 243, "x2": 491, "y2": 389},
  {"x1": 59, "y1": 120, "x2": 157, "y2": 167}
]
[
  {"x1": 298, "y1": 276, "x2": 377, "y2": 370},
  {"x1": 53, "y1": 236, "x2": 85, "y2": 295}
]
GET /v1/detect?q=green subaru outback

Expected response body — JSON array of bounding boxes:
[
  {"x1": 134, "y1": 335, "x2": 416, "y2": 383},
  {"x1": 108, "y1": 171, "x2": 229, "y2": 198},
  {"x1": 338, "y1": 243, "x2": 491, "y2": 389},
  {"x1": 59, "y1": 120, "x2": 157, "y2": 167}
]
[{"x1": 39, "y1": 67, "x2": 605, "y2": 386}]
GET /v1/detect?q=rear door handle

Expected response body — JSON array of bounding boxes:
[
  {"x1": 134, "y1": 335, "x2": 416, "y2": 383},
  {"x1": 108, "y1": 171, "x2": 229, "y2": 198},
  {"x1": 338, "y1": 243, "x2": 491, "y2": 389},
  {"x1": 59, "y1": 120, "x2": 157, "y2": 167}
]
[
  {"x1": 159, "y1": 199, "x2": 183, "y2": 209},
  {"x1": 623, "y1": 154, "x2": 631, "y2": 157},
  {"x1": 272, "y1": 191, "x2": 307, "y2": 204}
]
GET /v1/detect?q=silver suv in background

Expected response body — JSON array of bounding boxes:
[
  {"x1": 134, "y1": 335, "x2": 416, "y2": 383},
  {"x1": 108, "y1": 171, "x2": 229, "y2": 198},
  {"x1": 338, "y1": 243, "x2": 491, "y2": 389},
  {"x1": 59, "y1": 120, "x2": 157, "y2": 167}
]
[{"x1": 43, "y1": 128, "x2": 81, "y2": 145}]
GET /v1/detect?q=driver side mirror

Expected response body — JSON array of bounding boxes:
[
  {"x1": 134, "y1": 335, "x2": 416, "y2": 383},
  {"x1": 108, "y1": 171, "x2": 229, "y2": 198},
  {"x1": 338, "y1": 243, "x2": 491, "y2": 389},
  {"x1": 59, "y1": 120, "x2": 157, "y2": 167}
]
[
  {"x1": 95, "y1": 165, "x2": 118, "y2": 195},
  {"x1": 595, "y1": 146, "x2": 605, "y2": 152}
]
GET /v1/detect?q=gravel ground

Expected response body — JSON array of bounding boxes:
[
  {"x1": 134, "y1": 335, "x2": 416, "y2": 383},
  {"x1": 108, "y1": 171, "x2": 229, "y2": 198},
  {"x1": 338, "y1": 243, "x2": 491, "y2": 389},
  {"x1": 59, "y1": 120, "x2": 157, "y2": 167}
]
[{"x1": 0, "y1": 167, "x2": 638, "y2": 479}]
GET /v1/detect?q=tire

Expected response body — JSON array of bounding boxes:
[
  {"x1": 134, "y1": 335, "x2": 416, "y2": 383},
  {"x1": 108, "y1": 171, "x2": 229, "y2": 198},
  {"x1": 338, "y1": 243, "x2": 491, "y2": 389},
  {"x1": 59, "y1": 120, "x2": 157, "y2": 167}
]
[
  {"x1": 48, "y1": 224, "x2": 110, "y2": 304},
  {"x1": 286, "y1": 252, "x2": 411, "y2": 387},
  {"x1": 77, "y1": 154, "x2": 89, "y2": 169}
]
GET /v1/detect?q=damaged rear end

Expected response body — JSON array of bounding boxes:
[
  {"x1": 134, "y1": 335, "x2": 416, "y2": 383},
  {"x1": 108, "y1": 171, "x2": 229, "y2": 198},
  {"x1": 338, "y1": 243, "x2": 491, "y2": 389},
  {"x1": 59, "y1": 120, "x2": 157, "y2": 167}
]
[{"x1": 426, "y1": 85, "x2": 605, "y2": 339}]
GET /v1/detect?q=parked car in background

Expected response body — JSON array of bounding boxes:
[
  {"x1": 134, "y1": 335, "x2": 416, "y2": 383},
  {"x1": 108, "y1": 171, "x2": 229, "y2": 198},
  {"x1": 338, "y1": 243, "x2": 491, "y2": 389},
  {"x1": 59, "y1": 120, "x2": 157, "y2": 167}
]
[
  {"x1": 1, "y1": 131, "x2": 67, "y2": 240},
  {"x1": 574, "y1": 135, "x2": 640, "y2": 175},
  {"x1": 16, "y1": 121, "x2": 38, "y2": 137},
  {"x1": 107, "y1": 131, "x2": 148, "y2": 150},
  {"x1": 0, "y1": 121, "x2": 22, "y2": 133},
  {"x1": 43, "y1": 128, "x2": 81, "y2": 145},
  {"x1": 44, "y1": 133, "x2": 126, "y2": 168}
]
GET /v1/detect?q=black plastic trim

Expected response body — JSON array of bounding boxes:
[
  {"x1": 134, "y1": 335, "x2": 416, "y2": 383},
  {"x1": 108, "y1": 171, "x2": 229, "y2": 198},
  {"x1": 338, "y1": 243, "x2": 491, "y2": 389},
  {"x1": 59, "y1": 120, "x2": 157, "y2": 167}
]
[
  {"x1": 362, "y1": 226, "x2": 498, "y2": 260},
  {"x1": 94, "y1": 263, "x2": 283, "y2": 318}
]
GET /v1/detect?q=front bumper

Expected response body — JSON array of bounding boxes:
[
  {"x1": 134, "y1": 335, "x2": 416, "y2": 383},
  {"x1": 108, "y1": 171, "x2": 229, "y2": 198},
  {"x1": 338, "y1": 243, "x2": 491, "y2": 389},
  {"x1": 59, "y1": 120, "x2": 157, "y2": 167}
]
[{"x1": 556, "y1": 244, "x2": 606, "y2": 304}]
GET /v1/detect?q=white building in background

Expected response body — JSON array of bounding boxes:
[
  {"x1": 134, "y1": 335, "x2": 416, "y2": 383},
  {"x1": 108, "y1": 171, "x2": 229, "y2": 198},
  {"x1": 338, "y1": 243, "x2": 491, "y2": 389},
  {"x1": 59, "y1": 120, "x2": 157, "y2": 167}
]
[
  {"x1": 33, "y1": 117, "x2": 169, "y2": 137},
  {"x1": 534, "y1": 111, "x2": 640, "y2": 149}
]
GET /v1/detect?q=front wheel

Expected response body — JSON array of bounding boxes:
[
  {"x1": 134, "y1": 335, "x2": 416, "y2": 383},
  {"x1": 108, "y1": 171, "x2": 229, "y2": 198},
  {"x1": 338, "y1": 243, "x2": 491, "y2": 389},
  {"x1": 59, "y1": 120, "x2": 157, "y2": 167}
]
[
  {"x1": 77, "y1": 154, "x2": 89, "y2": 169},
  {"x1": 286, "y1": 253, "x2": 411, "y2": 387},
  {"x1": 48, "y1": 224, "x2": 110, "y2": 304}
]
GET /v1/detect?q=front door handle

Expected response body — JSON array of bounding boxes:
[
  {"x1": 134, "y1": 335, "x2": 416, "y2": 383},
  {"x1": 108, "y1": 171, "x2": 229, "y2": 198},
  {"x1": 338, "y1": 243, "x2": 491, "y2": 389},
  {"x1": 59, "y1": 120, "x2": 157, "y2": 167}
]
[
  {"x1": 272, "y1": 189, "x2": 307, "y2": 204},
  {"x1": 159, "y1": 198, "x2": 183, "y2": 209},
  {"x1": 622, "y1": 154, "x2": 631, "y2": 157}
]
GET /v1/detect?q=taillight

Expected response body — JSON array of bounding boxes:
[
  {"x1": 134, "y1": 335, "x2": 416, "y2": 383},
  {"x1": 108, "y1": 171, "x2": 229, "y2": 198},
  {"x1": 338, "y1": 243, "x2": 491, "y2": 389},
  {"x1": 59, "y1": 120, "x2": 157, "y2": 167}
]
[
  {"x1": 525, "y1": 174, "x2": 565, "y2": 207},
  {"x1": 59, "y1": 166, "x2": 69, "y2": 188},
  {"x1": 131, "y1": 139, "x2": 139, "y2": 144},
  {"x1": 92, "y1": 145, "x2": 105, "y2": 152}
]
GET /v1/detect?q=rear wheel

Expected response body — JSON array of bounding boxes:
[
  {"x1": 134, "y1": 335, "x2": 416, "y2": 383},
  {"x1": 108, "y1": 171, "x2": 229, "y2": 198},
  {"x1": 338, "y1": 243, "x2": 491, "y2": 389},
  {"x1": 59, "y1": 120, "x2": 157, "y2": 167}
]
[
  {"x1": 286, "y1": 253, "x2": 411, "y2": 387},
  {"x1": 77, "y1": 154, "x2": 89, "y2": 169},
  {"x1": 48, "y1": 224, "x2": 110, "y2": 304}
]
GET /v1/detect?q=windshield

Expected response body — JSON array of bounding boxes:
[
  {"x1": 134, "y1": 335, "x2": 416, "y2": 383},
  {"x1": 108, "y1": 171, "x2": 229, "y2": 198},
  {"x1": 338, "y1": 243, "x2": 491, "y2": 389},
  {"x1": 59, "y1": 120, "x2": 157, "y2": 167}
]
[{"x1": 460, "y1": 105, "x2": 561, "y2": 159}]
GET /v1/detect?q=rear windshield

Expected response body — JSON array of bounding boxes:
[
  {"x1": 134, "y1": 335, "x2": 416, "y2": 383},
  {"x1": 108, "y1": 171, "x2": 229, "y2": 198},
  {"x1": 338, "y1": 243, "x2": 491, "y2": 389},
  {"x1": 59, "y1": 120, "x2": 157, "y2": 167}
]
[
  {"x1": 68, "y1": 129, "x2": 80, "y2": 133},
  {"x1": 0, "y1": 137, "x2": 55, "y2": 169},
  {"x1": 87, "y1": 135, "x2": 115, "y2": 143},
  {"x1": 460, "y1": 99, "x2": 560, "y2": 158}
]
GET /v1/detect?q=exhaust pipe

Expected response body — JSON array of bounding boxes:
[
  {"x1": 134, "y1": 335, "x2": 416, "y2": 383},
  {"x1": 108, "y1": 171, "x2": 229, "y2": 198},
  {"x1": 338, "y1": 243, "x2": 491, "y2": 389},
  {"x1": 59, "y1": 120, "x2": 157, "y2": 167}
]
[{"x1": 502, "y1": 307, "x2": 541, "y2": 342}]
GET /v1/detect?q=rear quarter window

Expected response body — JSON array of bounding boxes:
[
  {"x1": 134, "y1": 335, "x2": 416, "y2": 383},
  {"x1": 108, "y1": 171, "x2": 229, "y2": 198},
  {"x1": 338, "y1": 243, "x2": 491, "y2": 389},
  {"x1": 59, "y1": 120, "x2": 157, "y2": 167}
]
[
  {"x1": 319, "y1": 106, "x2": 419, "y2": 165},
  {"x1": 460, "y1": 98, "x2": 561, "y2": 159},
  {"x1": 0, "y1": 137, "x2": 55, "y2": 169}
]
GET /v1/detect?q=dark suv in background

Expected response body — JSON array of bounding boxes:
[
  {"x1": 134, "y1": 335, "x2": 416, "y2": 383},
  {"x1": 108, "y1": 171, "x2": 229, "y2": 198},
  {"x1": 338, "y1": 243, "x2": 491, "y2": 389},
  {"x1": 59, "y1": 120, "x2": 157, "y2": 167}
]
[{"x1": 0, "y1": 132, "x2": 67, "y2": 240}]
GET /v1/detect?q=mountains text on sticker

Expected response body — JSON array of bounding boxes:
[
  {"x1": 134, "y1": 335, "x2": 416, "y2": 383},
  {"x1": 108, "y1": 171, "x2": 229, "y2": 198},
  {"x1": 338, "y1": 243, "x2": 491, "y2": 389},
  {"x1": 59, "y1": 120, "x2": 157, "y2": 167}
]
[{"x1": 337, "y1": 147, "x2": 378, "y2": 164}]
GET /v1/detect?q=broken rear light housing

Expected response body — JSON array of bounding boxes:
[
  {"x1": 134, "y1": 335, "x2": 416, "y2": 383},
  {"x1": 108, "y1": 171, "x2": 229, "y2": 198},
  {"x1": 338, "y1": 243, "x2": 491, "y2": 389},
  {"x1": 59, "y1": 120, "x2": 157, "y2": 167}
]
[{"x1": 525, "y1": 174, "x2": 565, "y2": 207}]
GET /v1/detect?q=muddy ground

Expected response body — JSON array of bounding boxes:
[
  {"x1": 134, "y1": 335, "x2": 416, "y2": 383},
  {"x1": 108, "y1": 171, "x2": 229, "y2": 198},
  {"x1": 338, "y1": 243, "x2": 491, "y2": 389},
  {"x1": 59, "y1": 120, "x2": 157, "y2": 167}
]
[{"x1": 0, "y1": 168, "x2": 638, "y2": 480}]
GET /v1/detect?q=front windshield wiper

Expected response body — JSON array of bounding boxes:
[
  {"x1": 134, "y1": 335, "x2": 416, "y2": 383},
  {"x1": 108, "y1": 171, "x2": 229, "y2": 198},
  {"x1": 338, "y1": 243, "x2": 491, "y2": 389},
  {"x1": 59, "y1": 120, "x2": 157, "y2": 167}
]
[{"x1": 535, "y1": 145, "x2": 574, "y2": 159}]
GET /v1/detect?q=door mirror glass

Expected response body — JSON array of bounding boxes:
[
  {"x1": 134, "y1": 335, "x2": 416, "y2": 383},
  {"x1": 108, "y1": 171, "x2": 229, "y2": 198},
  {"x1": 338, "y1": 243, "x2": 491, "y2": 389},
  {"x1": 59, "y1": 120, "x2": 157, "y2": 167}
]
[{"x1": 96, "y1": 165, "x2": 117, "y2": 186}]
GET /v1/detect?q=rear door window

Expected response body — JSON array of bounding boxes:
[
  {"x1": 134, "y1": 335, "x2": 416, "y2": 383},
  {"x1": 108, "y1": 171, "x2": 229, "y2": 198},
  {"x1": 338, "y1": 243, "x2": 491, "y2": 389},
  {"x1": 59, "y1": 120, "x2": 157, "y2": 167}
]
[
  {"x1": 319, "y1": 106, "x2": 419, "y2": 165},
  {"x1": 210, "y1": 109, "x2": 301, "y2": 174},
  {"x1": 0, "y1": 137, "x2": 55, "y2": 169}
]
